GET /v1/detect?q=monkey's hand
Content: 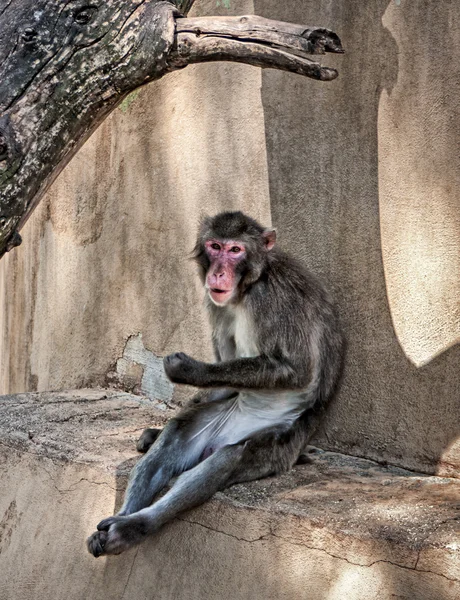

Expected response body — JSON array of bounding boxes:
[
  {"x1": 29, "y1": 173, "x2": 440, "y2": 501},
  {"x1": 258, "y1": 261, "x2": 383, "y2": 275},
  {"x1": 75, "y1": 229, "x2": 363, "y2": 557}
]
[
  {"x1": 188, "y1": 388, "x2": 238, "y2": 406},
  {"x1": 163, "y1": 352, "x2": 203, "y2": 386}
]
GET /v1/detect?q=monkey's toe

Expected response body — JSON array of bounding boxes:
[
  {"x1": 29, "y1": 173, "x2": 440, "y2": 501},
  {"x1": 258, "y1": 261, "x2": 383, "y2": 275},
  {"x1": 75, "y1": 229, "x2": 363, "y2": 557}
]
[
  {"x1": 88, "y1": 517, "x2": 141, "y2": 556},
  {"x1": 87, "y1": 530, "x2": 107, "y2": 557},
  {"x1": 97, "y1": 516, "x2": 122, "y2": 531},
  {"x1": 296, "y1": 453, "x2": 313, "y2": 465}
]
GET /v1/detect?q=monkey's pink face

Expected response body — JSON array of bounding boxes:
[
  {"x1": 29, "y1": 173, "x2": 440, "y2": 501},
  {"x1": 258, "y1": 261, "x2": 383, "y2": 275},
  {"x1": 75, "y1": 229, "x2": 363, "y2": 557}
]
[{"x1": 204, "y1": 239, "x2": 246, "y2": 305}]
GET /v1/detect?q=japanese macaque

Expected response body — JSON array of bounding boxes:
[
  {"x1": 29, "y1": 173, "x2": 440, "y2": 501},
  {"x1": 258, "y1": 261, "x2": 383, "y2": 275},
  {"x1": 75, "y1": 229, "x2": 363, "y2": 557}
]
[{"x1": 87, "y1": 211, "x2": 343, "y2": 557}]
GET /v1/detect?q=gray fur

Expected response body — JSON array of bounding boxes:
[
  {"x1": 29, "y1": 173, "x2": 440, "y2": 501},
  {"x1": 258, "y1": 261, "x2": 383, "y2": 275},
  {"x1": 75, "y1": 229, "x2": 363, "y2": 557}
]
[{"x1": 87, "y1": 212, "x2": 343, "y2": 557}]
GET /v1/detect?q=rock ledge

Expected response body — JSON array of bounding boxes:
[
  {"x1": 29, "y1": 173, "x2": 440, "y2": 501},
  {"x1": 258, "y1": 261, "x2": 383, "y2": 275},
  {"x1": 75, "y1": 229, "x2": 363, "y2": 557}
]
[{"x1": 0, "y1": 389, "x2": 458, "y2": 600}]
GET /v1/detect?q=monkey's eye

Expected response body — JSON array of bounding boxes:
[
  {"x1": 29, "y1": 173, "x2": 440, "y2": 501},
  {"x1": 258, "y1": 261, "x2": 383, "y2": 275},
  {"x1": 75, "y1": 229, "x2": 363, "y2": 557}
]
[
  {"x1": 230, "y1": 246, "x2": 241, "y2": 253},
  {"x1": 211, "y1": 243, "x2": 221, "y2": 250}
]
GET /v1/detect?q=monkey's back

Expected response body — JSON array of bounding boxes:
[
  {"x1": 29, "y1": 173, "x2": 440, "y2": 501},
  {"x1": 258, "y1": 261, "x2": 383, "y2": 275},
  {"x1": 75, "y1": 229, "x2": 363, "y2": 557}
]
[{"x1": 247, "y1": 249, "x2": 343, "y2": 405}]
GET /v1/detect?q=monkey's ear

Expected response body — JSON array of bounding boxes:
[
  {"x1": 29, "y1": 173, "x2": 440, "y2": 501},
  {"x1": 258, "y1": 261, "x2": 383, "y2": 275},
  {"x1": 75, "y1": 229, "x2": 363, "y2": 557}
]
[{"x1": 263, "y1": 229, "x2": 277, "y2": 251}]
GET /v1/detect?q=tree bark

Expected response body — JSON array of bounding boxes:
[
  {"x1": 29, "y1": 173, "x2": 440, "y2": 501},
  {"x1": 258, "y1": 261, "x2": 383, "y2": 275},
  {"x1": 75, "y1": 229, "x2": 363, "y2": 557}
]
[{"x1": 0, "y1": 0, "x2": 343, "y2": 258}]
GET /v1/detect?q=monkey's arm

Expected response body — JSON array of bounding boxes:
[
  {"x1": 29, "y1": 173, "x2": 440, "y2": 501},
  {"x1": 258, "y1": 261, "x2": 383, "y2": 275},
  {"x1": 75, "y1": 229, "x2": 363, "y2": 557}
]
[
  {"x1": 181, "y1": 338, "x2": 239, "y2": 403},
  {"x1": 164, "y1": 352, "x2": 309, "y2": 391}
]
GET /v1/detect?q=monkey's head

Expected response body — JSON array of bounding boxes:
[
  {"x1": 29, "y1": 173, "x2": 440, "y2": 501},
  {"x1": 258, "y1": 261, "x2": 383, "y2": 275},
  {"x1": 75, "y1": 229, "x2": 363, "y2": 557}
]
[{"x1": 193, "y1": 211, "x2": 276, "y2": 306}]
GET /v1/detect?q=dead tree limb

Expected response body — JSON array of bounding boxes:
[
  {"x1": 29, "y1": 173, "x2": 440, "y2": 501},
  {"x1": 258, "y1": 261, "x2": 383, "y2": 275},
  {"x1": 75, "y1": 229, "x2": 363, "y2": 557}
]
[
  {"x1": 171, "y1": 16, "x2": 343, "y2": 80},
  {"x1": 0, "y1": 0, "x2": 343, "y2": 258}
]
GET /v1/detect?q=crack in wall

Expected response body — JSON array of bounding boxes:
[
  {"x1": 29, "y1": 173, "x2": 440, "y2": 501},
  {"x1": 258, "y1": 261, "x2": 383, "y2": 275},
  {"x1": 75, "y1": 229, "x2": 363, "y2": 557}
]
[
  {"x1": 178, "y1": 515, "x2": 459, "y2": 583},
  {"x1": 40, "y1": 463, "x2": 119, "y2": 494},
  {"x1": 121, "y1": 546, "x2": 140, "y2": 599}
]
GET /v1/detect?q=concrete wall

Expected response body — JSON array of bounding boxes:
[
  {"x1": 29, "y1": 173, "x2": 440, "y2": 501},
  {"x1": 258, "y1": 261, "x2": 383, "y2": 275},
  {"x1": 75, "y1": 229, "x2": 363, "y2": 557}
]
[
  {"x1": 0, "y1": 1, "x2": 459, "y2": 476},
  {"x1": 257, "y1": 0, "x2": 460, "y2": 477}
]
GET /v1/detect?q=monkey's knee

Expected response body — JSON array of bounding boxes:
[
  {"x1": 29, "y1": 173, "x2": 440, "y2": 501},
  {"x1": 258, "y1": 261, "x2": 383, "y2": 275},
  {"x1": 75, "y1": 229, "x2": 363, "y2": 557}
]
[
  {"x1": 136, "y1": 428, "x2": 162, "y2": 453},
  {"x1": 135, "y1": 417, "x2": 190, "y2": 456}
]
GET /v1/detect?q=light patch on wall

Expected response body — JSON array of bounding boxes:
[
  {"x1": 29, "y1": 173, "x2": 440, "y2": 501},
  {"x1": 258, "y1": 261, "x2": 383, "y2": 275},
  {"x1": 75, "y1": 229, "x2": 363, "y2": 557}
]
[
  {"x1": 378, "y1": 2, "x2": 460, "y2": 367},
  {"x1": 327, "y1": 567, "x2": 382, "y2": 600},
  {"x1": 109, "y1": 333, "x2": 174, "y2": 405}
]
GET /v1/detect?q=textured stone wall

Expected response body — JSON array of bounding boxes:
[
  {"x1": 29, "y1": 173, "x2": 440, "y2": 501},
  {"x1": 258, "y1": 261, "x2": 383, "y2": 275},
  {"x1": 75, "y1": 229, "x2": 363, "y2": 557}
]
[{"x1": 0, "y1": 0, "x2": 458, "y2": 476}]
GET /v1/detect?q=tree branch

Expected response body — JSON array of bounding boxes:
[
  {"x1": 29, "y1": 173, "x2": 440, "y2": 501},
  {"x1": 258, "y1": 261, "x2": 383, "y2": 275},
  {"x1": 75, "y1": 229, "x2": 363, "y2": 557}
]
[
  {"x1": 0, "y1": 2, "x2": 343, "y2": 259},
  {"x1": 170, "y1": 16, "x2": 343, "y2": 81}
]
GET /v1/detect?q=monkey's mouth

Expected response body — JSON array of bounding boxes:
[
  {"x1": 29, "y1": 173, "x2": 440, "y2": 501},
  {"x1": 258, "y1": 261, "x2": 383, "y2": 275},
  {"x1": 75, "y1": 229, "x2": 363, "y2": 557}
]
[{"x1": 209, "y1": 288, "x2": 233, "y2": 305}]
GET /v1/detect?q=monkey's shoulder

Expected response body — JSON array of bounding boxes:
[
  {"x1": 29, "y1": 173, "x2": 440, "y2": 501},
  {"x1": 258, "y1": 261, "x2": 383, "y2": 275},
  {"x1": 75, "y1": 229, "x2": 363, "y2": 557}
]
[{"x1": 252, "y1": 250, "x2": 334, "y2": 307}]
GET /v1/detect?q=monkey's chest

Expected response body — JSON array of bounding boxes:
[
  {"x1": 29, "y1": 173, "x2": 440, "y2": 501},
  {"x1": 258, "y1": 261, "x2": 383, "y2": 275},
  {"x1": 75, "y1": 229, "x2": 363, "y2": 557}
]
[{"x1": 231, "y1": 307, "x2": 259, "y2": 358}]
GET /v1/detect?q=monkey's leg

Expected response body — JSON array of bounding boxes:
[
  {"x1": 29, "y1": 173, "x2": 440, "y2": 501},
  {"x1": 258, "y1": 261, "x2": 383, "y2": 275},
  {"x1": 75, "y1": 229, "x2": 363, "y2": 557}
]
[
  {"x1": 119, "y1": 420, "x2": 184, "y2": 517},
  {"x1": 87, "y1": 445, "x2": 245, "y2": 556},
  {"x1": 87, "y1": 422, "x2": 305, "y2": 557},
  {"x1": 226, "y1": 421, "x2": 306, "y2": 485},
  {"x1": 88, "y1": 400, "x2": 239, "y2": 556},
  {"x1": 120, "y1": 407, "x2": 212, "y2": 516}
]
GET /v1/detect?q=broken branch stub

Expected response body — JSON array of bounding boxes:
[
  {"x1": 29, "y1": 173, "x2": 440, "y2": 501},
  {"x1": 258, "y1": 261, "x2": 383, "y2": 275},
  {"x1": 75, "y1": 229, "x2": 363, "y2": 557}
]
[{"x1": 0, "y1": 1, "x2": 343, "y2": 258}]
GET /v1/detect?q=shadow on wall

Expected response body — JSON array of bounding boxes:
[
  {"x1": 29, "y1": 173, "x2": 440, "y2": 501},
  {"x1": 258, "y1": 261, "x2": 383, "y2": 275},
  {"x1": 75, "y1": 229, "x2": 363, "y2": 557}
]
[{"x1": 256, "y1": 0, "x2": 460, "y2": 479}]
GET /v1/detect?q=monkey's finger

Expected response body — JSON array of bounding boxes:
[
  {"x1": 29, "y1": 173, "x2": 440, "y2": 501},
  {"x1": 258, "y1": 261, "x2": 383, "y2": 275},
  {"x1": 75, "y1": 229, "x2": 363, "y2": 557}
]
[{"x1": 163, "y1": 351, "x2": 188, "y2": 364}]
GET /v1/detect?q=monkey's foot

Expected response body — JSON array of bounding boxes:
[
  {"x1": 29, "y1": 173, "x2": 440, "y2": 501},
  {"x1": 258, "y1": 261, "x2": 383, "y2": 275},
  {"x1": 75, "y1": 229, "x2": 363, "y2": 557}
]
[{"x1": 86, "y1": 515, "x2": 148, "y2": 557}]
